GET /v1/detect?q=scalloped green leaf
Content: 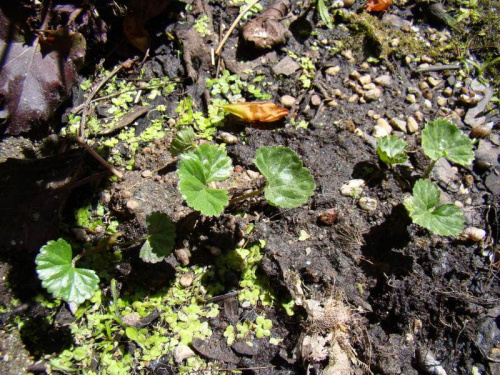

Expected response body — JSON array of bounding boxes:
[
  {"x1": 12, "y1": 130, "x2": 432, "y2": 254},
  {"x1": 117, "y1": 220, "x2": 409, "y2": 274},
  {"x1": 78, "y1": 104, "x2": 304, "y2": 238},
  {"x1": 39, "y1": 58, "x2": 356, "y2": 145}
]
[
  {"x1": 377, "y1": 135, "x2": 408, "y2": 165},
  {"x1": 178, "y1": 144, "x2": 232, "y2": 216},
  {"x1": 254, "y1": 146, "x2": 316, "y2": 209},
  {"x1": 139, "y1": 212, "x2": 176, "y2": 263},
  {"x1": 35, "y1": 239, "x2": 99, "y2": 305},
  {"x1": 170, "y1": 127, "x2": 196, "y2": 156},
  {"x1": 421, "y1": 118, "x2": 474, "y2": 165},
  {"x1": 404, "y1": 179, "x2": 464, "y2": 236}
]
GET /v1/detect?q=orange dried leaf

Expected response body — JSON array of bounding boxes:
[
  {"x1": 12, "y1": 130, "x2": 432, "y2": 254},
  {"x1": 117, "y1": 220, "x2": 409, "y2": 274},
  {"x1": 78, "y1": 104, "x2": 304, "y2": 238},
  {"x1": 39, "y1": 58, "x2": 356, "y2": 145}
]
[
  {"x1": 365, "y1": 0, "x2": 392, "y2": 12},
  {"x1": 222, "y1": 102, "x2": 289, "y2": 123}
]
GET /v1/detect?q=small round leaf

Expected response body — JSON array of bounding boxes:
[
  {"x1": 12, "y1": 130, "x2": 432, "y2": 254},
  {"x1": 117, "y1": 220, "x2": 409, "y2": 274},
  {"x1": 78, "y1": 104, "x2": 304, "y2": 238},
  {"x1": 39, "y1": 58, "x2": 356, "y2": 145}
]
[
  {"x1": 35, "y1": 239, "x2": 99, "y2": 305},
  {"x1": 139, "y1": 212, "x2": 176, "y2": 263},
  {"x1": 254, "y1": 146, "x2": 316, "y2": 209}
]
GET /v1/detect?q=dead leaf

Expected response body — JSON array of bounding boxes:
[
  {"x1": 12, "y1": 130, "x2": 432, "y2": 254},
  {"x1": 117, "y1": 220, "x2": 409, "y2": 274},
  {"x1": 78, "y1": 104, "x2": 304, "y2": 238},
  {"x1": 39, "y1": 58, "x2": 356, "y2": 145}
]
[
  {"x1": 222, "y1": 102, "x2": 289, "y2": 123},
  {"x1": 0, "y1": 9, "x2": 86, "y2": 135},
  {"x1": 241, "y1": 0, "x2": 291, "y2": 50},
  {"x1": 366, "y1": 0, "x2": 393, "y2": 12},
  {"x1": 123, "y1": 12, "x2": 149, "y2": 53}
]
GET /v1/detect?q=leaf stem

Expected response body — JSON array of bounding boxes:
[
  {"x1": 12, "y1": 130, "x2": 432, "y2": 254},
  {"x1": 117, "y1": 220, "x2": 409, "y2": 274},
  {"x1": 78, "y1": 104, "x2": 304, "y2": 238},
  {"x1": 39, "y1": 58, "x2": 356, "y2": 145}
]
[
  {"x1": 229, "y1": 187, "x2": 265, "y2": 204},
  {"x1": 422, "y1": 159, "x2": 437, "y2": 179}
]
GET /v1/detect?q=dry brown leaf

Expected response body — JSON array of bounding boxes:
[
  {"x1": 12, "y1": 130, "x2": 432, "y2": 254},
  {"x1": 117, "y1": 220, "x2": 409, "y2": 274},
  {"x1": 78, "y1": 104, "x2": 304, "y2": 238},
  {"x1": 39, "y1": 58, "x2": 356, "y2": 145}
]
[
  {"x1": 123, "y1": 12, "x2": 149, "y2": 52},
  {"x1": 222, "y1": 101, "x2": 288, "y2": 123}
]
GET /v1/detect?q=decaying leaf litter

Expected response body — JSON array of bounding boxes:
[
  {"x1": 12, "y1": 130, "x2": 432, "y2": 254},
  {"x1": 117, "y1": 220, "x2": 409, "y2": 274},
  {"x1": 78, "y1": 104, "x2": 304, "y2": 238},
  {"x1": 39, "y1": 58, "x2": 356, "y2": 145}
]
[{"x1": 0, "y1": 0, "x2": 499, "y2": 374}]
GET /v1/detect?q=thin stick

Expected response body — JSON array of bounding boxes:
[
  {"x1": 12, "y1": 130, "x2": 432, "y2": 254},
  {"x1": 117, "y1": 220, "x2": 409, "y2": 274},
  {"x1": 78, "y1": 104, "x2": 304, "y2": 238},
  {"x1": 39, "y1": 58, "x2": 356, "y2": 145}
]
[
  {"x1": 413, "y1": 64, "x2": 460, "y2": 73},
  {"x1": 74, "y1": 136, "x2": 124, "y2": 179},
  {"x1": 214, "y1": 0, "x2": 261, "y2": 55}
]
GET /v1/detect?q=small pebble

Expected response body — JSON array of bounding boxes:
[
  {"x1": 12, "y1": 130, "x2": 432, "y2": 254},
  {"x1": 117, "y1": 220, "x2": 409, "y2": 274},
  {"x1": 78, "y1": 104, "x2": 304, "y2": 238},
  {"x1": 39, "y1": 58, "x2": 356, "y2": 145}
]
[
  {"x1": 407, "y1": 116, "x2": 419, "y2": 133},
  {"x1": 280, "y1": 95, "x2": 296, "y2": 107},
  {"x1": 374, "y1": 74, "x2": 392, "y2": 87},
  {"x1": 349, "y1": 70, "x2": 361, "y2": 80},
  {"x1": 122, "y1": 312, "x2": 141, "y2": 327},
  {"x1": 175, "y1": 248, "x2": 191, "y2": 266},
  {"x1": 174, "y1": 345, "x2": 196, "y2": 364},
  {"x1": 419, "y1": 81, "x2": 429, "y2": 90},
  {"x1": 332, "y1": 89, "x2": 343, "y2": 97},
  {"x1": 390, "y1": 38, "x2": 400, "y2": 47},
  {"x1": 437, "y1": 96, "x2": 447, "y2": 106},
  {"x1": 464, "y1": 174, "x2": 474, "y2": 187},
  {"x1": 325, "y1": 66, "x2": 341, "y2": 76},
  {"x1": 364, "y1": 88, "x2": 382, "y2": 101},
  {"x1": 358, "y1": 74, "x2": 372, "y2": 85},
  {"x1": 342, "y1": 49, "x2": 353, "y2": 60},
  {"x1": 348, "y1": 94, "x2": 359, "y2": 103},
  {"x1": 363, "y1": 83, "x2": 377, "y2": 90},
  {"x1": 311, "y1": 95, "x2": 322, "y2": 106},
  {"x1": 443, "y1": 87, "x2": 453, "y2": 97},
  {"x1": 424, "y1": 99, "x2": 433, "y2": 108},
  {"x1": 126, "y1": 199, "x2": 140, "y2": 210},
  {"x1": 219, "y1": 131, "x2": 239, "y2": 144},
  {"x1": 405, "y1": 94, "x2": 417, "y2": 103},
  {"x1": 327, "y1": 100, "x2": 338, "y2": 107},
  {"x1": 390, "y1": 118, "x2": 407, "y2": 133},
  {"x1": 421, "y1": 55, "x2": 433, "y2": 63},
  {"x1": 373, "y1": 125, "x2": 391, "y2": 138},
  {"x1": 414, "y1": 111, "x2": 424, "y2": 122},
  {"x1": 340, "y1": 179, "x2": 365, "y2": 197},
  {"x1": 359, "y1": 197, "x2": 378, "y2": 212},
  {"x1": 318, "y1": 209, "x2": 338, "y2": 226},
  {"x1": 141, "y1": 170, "x2": 153, "y2": 178},
  {"x1": 423, "y1": 90, "x2": 434, "y2": 100},
  {"x1": 428, "y1": 77, "x2": 441, "y2": 87},
  {"x1": 463, "y1": 227, "x2": 486, "y2": 242},
  {"x1": 179, "y1": 273, "x2": 194, "y2": 287}
]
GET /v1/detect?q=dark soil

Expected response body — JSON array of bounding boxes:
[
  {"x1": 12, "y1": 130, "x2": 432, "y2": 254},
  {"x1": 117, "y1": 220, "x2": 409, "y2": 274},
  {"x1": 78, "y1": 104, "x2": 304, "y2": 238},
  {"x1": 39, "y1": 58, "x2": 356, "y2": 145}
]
[{"x1": 0, "y1": 0, "x2": 499, "y2": 374}]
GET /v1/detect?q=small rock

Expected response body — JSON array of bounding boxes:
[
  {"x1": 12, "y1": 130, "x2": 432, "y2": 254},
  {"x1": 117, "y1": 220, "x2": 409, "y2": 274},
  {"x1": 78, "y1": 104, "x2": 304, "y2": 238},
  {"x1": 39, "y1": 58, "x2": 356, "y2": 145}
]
[
  {"x1": 141, "y1": 169, "x2": 153, "y2": 178},
  {"x1": 421, "y1": 55, "x2": 433, "y2": 63},
  {"x1": 470, "y1": 123, "x2": 493, "y2": 139},
  {"x1": 443, "y1": 87, "x2": 453, "y2": 97},
  {"x1": 424, "y1": 99, "x2": 433, "y2": 108},
  {"x1": 359, "y1": 97, "x2": 367, "y2": 104},
  {"x1": 325, "y1": 66, "x2": 341, "y2": 76},
  {"x1": 122, "y1": 312, "x2": 141, "y2": 327},
  {"x1": 246, "y1": 169, "x2": 261, "y2": 179},
  {"x1": 406, "y1": 116, "x2": 419, "y2": 133},
  {"x1": 175, "y1": 248, "x2": 191, "y2": 266},
  {"x1": 218, "y1": 131, "x2": 238, "y2": 144},
  {"x1": 432, "y1": 158, "x2": 457, "y2": 185},
  {"x1": 390, "y1": 118, "x2": 407, "y2": 133},
  {"x1": 311, "y1": 95, "x2": 322, "y2": 106},
  {"x1": 364, "y1": 88, "x2": 382, "y2": 101},
  {"x1": 318, "y1": 209, "x2": 337, "y2": 226},
  {"x1": 174, "y1": 345, "x2": 196, "y2": 364},
  {"x1": 341, "y1": 49, "x2": 353, "y2": 60},
  {"x1": 359, "y1": 197, "x2": 377, "y2": 212},
  {"x1": 419, "y1": 81, "x2": 430, "y2": 90},
  {"x1": 374, "y1": 74, "x2": 392, "y2": 87},
  {"x1": 463, "y1": 227, "x2": 486, "y2": 242},
  {"x1": 485, "y1": 172, "x2": 500, "y2": 196},
  {"x1": 280, "y1": 95, "x2": 296, "y2": 107},
  {"x1": 373, "y1": 125, "x2": 391, "y2": 138},
  {"x1": 180, "y1": 273, "x2": 194, "y2": 287},
  {"x1": 390, "y1": 38, "x2": 400, "y2": 47},
  {"x1": 358, "y1": 74, "x2": 372, "y2": 85},
  {"x1": 414, "y1": 111, "x2": 424, "y2": 122},
  {"x1": 427, "y1": 77, "x2": 441, "y2": 87},
  {"x1": 347, "y1": 94, "x2": 359, "y2": 103},
  {"x1": 340, "y1": 179, "x2": 365, "y2": 197},
  {"x1": 272, "y1": 56, "x2": 300, "y2": 76},
  {"x1": 423, "y1": 90, "x2": 434, "y2": 100},
  {"x1": 327, "y1": 99, "x2": 338, "y2": 107},
  {"x1": 437, "y1": 96, "x2": 447, "y2": 106},
  {"x1": 349, "y1": 70, "x2": 361, "y2": 80},
  {"x1": 376, "y1": 118, "x2": 391, "y2": 129},
  {"x1": 332, "y1": 89, "x2": 343, "y2": 97},
  {"x1": 405, "y1": 94, "x2": 417, "y2": 103},
  {"x1": 475, "y1": 139, "x2": 499, "y2": 168},
  {"x1": 126, "y1": 199, "x2": 140, "y2": 211},
  {"x1": 363, "y1": 83, "x2": 377, "y2": 91}
]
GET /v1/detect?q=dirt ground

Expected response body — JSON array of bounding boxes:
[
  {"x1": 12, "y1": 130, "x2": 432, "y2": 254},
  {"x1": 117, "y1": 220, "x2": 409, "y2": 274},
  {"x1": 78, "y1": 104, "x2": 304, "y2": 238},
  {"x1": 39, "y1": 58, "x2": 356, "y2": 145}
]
[{"x1": 0, "y1": 0, "x2": 499, "y2": 374}]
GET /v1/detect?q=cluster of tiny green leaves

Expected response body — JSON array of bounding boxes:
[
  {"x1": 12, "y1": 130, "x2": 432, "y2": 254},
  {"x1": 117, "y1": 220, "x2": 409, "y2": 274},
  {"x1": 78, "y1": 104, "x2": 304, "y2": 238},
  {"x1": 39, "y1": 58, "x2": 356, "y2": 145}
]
[
  {"x1": 206, "y1": 70, "x2": 271, "y2": 101},
  {"x1": 377, "y1": 119, "x2": 473, "y2": 236}
]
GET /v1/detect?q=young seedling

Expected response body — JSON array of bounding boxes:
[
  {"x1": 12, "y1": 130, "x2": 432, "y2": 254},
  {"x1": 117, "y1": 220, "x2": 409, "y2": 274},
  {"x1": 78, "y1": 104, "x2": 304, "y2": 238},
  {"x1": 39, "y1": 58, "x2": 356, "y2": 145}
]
[
  {"x1": 177, "y1": 144, "x2": 316, "y2": 216},
  {"x1": 420, "y1": 118, "x2": 474, "y2": 178},
  {"x1": 170, "y1": 127, "x2": 196, "y2": 156},
  {"x1": 404, "y1": 179, "x2": 464, "y2": 236},
  {"x1": 35, "y1": 238, "x2": 100, "y2": 307},
  {"x1": 139, "y1": 212, "x2": 176, "y2": 263},
  {"x1": 404, "y1": 118, "x2": 474, "y2": 236},
  {"x1": 377, "y1": 135, "x2": 408, "y2": 165}
]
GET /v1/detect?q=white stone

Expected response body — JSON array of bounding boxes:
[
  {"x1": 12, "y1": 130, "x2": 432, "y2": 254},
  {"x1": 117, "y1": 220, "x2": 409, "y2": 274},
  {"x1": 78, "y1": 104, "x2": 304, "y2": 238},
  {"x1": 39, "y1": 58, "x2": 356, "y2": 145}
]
[
  {"x1": 407, "y1": 116, "x2": 419, "y2": 133},
  {"x1": 325, "y1": 66, "x2": 341, "y2": 76},
  {"x1": 340, "y1": 179, "x2": 365, "y2": 197},
  {"x1": 359, "y1": 197, "x2": 378, "y2": 212},
  {"x1": 364, "y1": 88, "x2": 382, "y2": 101},
  {"x1": 280, "y1": 95, "x2": 296, "y2": 107},
  {"x1": 390, "y1": 118, "x2": 407, "y2": 133},
  {"x1": 373, "y1": 125, "x2": 391, "y2": 138},
  {"x1": 374, "y1": 74, "x2": 392, "y2": 87}
]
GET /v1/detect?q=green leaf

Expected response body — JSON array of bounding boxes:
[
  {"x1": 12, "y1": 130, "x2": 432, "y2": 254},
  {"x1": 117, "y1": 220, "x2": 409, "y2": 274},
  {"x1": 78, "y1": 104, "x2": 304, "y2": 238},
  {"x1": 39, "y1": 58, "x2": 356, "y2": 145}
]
[
  {"x1": 35, "y1": 239, "x2": 99, "y2": 305},
  {"x1": 377, "y1": 135, "x2": 408, "y2": 165},
  {"x1": 139, "y1": 212, "x2": 176, "y2": 263},
  {"x1": 317, "y1": 0, "x2": 332, "y2": 29},
  {"x1": 170, "y1": 127, "x2": 196, "y2": 156},
  {"x1": 421, "y1": 118, "x2": 474, "y2": 165},
  {"x1": 178, "y1": 144, "x2": 232, "y2": 216},
  {"x1": 254, "y1": 146, "x2": 316, "y2": 209},
  {"x1": 404, "y1": 179, "x2": 464, "y2": 236}
]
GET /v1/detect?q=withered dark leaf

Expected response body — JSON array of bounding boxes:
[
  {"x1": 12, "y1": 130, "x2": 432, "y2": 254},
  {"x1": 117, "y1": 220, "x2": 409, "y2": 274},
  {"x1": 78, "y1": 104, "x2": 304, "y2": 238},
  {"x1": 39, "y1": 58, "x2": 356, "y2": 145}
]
[
  {"x1": 0, "y1": 9, "x2": 86, "y2": 135},
  {"x1": 241, "y1": 0, "x2": 291, "y2": 50}
]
